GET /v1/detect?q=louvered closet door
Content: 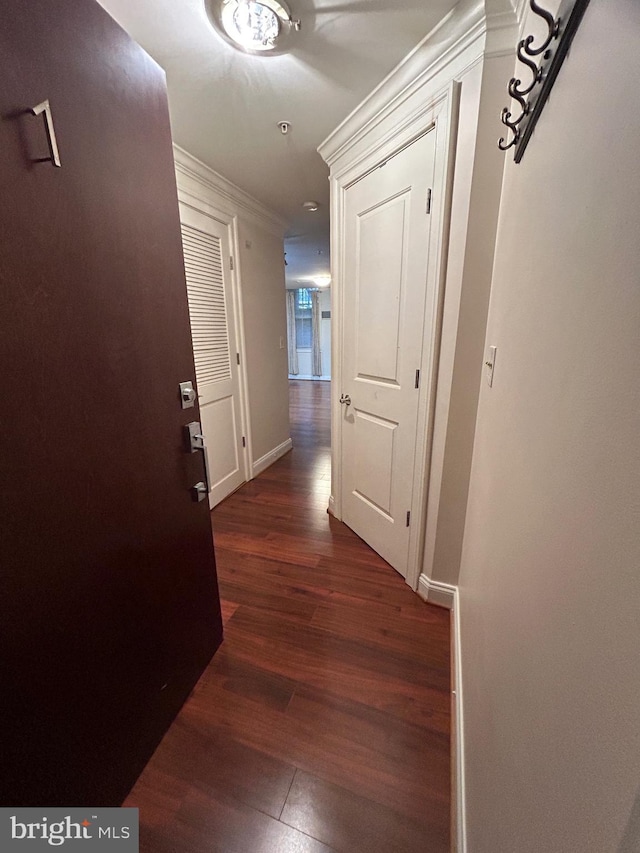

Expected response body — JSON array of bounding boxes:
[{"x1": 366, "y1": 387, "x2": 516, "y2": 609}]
[{"x1": 180, "y1": 204, "x2": 245, "y2": 507}]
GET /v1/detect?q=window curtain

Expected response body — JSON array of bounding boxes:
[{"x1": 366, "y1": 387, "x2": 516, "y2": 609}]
[
  {"x1": 286, "y1": 290, "x2": 299, "y2": 375},
  {"x1": 312, "y1": 290, "x2": 322, "y2": 377}
]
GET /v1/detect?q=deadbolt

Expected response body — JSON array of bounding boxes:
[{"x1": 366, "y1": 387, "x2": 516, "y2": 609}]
[
  {"x1": 191, "y1": 481, "x2": 207, "y2": 502},
  {"x1": 179, "y1": 381, "x2": 197, "y2": 409}
]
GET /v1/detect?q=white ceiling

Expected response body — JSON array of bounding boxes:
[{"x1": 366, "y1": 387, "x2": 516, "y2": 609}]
[{"x1": 98, "y1": 0, "x2": 459, "y2": 284}]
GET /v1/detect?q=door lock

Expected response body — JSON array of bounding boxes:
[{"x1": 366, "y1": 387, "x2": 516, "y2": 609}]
[
  {"x1": 179, "y1": 381, "x2": 197, "y2": 409},
  {"x1": 339, "y1": 393, "x2": 352, "y2": 406},
  {"x1": 184, "y1": 421, "x2": 211, "y2": 501},
  {"x1": 191, "y1": 481, "x2": 207, "y2": 502}
]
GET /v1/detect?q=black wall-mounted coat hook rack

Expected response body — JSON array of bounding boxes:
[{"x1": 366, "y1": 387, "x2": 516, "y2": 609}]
[{"x1": 499, "y1": 0, "x2": 591, "y2": 162}]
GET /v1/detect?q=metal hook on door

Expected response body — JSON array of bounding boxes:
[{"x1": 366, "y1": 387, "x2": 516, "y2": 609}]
[{"x1": 339, "y1": 393, "x2": 352, "y2": 406}]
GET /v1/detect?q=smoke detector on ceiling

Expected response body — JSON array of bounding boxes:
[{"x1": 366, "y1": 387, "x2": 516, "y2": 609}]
[
  {"x1": 302, "y1": 200, "x2": 319, "y2": 212},
  {"x1": 206, "y1": 0, "x2": 301, "y2": 54}
]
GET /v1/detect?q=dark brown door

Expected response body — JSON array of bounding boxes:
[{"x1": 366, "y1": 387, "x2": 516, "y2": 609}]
[{"x1": 0, "y1": 0, "x2": 222, "y2": 806}]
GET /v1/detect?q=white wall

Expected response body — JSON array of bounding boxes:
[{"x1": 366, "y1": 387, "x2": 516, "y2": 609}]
[
  {"x1": 237, "y1": 223, "x2": 290, "y2": 462},
  {"x1": 459, "y1": 2, "x2": 640, "y2": 850},
  {"x1": 422, "y1": 48, "x2": 516, "y2": 590},
  {"x1": 174, "y1": 147, "x2": 291, "y2": 475},
  {"x1": 319, "y1": 288, "x2": 331, "y2": 378}
]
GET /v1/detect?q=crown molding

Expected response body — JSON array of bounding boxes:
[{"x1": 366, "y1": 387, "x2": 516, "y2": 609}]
[
  {"x1": 173, "y1": 144, "x2": 286, "y2": 236},
  {"x1": 318, "y1": 0, "x2": 518, "y2": 170},
  {"x1": 484, "y1": 7, "x2": 519, "y2": 57},
  {"x1": 318, "y1": 0, "x2": 485, "y2": 168},
  {"x1": 515, "y1": 0, "x2": 530, "y2": 25}
]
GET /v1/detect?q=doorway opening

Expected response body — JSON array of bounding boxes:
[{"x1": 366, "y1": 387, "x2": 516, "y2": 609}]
[{"x1": 286, "y1": 286, "x2": 332, "y2": 381}]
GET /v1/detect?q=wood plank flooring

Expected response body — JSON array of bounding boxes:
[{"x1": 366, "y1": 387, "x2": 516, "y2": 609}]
[{"x1": 125, "y1": 379, "x2": 451, "y2": 852}]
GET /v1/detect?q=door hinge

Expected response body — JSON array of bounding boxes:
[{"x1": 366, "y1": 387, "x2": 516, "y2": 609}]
[
  {"x1": 242, "y1": 436, "x2": 246, "y2": 448},
  {"x1": 230, "y1": 256, "x2": 234, "y2": 270},
  {"x1": 406, "y1": 511, "x2": 411, "y2": 527},
  {"x1": 426, "y1": 188, "x2": 432, "y2": 214},
  {"x1": 415, "y1": 369, "x2": 420, "y2": 389},
  {"x1": 236, "y1": 352, "x2": 240, "y2": 365}
]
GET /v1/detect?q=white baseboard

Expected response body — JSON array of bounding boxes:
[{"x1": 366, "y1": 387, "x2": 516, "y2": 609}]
[
  {"x1": 288, "y1": 374, "x2": 331, "y2": 381},
  {"x1": 417, "y1": 573, "x2": 456, "y2": 609},
  {"x1": 251, "y1": 437, "x2": 293, "y2": 477},
  {"x1": 452, "y1": 587, "x2": 466, "y2": 853},
  {"x1": 327, "y1": 494, "x2": 336, "y2": 517},
  {"x1": 417, "y1": 575, "x2": 466, "y2": 852}
]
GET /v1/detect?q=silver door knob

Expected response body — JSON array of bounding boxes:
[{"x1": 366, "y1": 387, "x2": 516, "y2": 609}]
[{"x1": 339, "y1": 394, "x2": 352, "y2": 406}]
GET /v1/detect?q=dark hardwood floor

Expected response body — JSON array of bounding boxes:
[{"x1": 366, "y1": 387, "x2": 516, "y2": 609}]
[{"x1": 125, "y1": 379, "x2": 451, "y2": 852}]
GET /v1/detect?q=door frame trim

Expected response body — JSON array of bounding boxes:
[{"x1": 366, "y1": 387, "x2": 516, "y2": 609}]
[
  {"x1": 176, "y1": 192, "x2": 251, "y2": 486},
  {"x1": 328, "y1": 81, "x2": 460, "y2": 590}
]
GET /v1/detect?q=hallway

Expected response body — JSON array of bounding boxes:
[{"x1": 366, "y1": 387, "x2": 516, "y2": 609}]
[{"x1": 126, "y1": 379, "x2": 451, "y2": 852}]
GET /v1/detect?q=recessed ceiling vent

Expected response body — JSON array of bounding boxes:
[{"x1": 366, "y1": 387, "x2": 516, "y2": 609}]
[{"x1": 206, "y1": 0, "x2": 301, "y2": 55}]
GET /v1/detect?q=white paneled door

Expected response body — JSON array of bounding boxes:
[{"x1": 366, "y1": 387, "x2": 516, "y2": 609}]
[
  {"x1": 180, "y1": 205, "x2": 245, "y2": 508},
  {"x1": 341, "y1": 130, "x2": 437, "y2": 577}
]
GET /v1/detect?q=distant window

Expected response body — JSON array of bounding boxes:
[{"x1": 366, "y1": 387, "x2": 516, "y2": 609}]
[{"x1": 295, "y1": 288, "x2": 313, "y2": 349}]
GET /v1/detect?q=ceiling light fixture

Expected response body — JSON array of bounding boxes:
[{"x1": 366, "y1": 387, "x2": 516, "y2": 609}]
[
  {"x1": 207, "y1": 0, "x2": 301, "y2": 54},
  {"x1": 302, "y1": 200, "x2": 319, "y2": 212}
]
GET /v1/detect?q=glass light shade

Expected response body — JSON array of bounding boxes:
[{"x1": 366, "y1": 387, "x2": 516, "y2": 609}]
[{"x1": 221, "y1": 1, "x2": 281, "y2": 51}]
